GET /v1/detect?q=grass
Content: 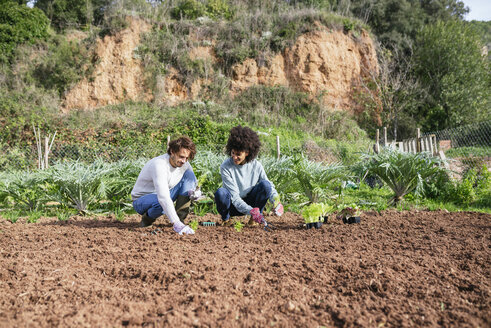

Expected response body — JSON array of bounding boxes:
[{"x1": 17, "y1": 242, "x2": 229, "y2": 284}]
[{"x1": 445, "y1": 146, "x2": 491, "y2": 158}]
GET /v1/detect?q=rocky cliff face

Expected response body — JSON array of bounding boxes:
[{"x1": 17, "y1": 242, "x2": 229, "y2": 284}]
[
  {"x1": 62, "y1": 18, "x2": 151, "y2": 111},
  {"x1": 231, "y1": 28, "x2": 378, "y2": 111},
  {"x1": 63, "y1": 18, "x2": 378, "y2": 112}
]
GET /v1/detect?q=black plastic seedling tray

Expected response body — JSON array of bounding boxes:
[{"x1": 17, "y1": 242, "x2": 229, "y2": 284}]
[{"x1": 342, "y1": 216, "x2": 361, "y2": 224}]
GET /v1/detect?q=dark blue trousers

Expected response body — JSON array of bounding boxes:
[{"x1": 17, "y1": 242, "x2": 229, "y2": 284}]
[{"x1": 214, "y1": 180, "x2": 272, "y2": 221}]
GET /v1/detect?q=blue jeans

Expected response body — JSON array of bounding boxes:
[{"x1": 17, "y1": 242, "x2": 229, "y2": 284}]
[
  {"x1": 132, "y1": 169, "x2": 197, "y2": 219},
  {"x1": 214, "y1": 180, "x2": 272, "y2": 221}
]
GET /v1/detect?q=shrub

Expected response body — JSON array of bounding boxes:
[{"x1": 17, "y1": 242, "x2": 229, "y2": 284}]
[
  {"x1": 33, "y1": 35, "x2": 91, "y2": 96},
  {"x1": 0, "y1": 3, "x2": 50, "y2": 62},
  {"x1": 171, "y1": 0, "x2": 206, "y2": 20}
]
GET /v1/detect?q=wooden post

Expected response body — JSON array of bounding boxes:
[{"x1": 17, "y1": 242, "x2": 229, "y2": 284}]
[
  {"x1": 276, "y1": 136, "x2": 280, "y2": 159},
  {"x1": 375, "y1": 129, "x2": 380, "y2": 153},
  {"x1": 44, "y1": 136, "x2": 49, "y2": 169},
  {"x1": 383, "y1": 127, "x2": 387, "y2": 146},
  {"x1": 416, "y1": 128, "x2": 421, "y2": 153},
  {"x1": 428, "y1": 136, "x2": 433, "y2": 155}
]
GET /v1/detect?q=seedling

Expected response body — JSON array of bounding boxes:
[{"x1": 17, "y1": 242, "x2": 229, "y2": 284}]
[
  {"x1": 302, "y1": 203, "x2": 333, "y2": 229},
  {"x1": 3, "y1": 210, "x2": 20, "y2": 223},
  {"x1": 234, "y1": 220, "x2": 244, "y2": 232},
  {"x1": 336, "y1": 204, "x2": 361, "y2": 224},
  {"x1": 56, "y1": 210, "x2": 70, "y2": 221},
  {"x1": 27, "y1": 211, "x2": 42, "y2": 223},
  {"x1": 114, "y1": 207, "x2": 125, "y2": 221},
  {"x1": 189, "y1": 219, "x2": 199, "y2": 231}
]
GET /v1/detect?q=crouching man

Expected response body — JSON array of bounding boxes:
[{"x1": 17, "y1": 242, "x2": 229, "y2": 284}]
[
  {"x1": 131, "y1": 136, "x2": 198, "y2": 235},
  {"x1": 215, "y1": 126, "x2": 283, "y2": 226}
]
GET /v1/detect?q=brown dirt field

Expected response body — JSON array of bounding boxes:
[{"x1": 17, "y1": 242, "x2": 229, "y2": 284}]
[{"x1": 0, "y1": 210, "x2": 489, "y2": 327}]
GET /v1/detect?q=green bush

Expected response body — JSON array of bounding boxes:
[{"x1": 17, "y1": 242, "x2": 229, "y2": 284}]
[
  {"x1": 33, "y1": 35, "x2": 91, "y2": 96},
  {"x1": 171, "y1": 0, "x2": 206, "y2": 20},
  {"x1": 0, "y1": 2, "x2": 50, "y2": 62}
]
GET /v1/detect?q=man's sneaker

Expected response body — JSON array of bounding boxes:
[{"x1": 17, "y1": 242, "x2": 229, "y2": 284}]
[{"x1": 140, "y1": 212, "x2": 156, "y2": 227}]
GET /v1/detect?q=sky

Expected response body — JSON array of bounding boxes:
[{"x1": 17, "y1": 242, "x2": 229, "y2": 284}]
[{"x1": 462, "y1": 0, "x2": 491, "y2": 21}]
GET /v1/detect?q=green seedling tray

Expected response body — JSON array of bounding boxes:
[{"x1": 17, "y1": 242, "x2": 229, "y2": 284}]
[{"x1": 200, "y1": 221, "x2": 216, "y2": 226}]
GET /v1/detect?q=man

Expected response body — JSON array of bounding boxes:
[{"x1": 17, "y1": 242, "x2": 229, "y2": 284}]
[
  {"x1": 214, "y1": 126, "x2": 283, "y2": 226},
  {"x1": 131, "y1": 136, "x2": 199, "y2": 235}
]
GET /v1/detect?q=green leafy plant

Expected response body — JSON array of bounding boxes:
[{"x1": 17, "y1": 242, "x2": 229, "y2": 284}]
[
  {"x1": 46, "y1": 159, "x2": 112, "y2": 214},
  {"x1": 293, "y1": 154, "x2": 346, "y2": 203},
  {"x1": 104, "y1": 158, "x2": 146, "y2": 207},
  {"x1": 27, "y1": 210, "x2": 42, "y2": 223},
  {"x1": 189, "y1": 219, "x2": 199, "y2": 231},
  {"x1": 301, "y1": 203, "x2": 332, "y2": 224},
  {"x1": 56, "y1": 210, "x2": 71, "y2": 221},
  {"x1": 0, "y1": 170, "x2": 48, "y2": 211},
  {"x1": 336, "y1": 204, "x2": 360, "y2": 220},
  {"x1": 362, "y1": 149, "x2": 445, "y2": 205},
  {"x1": 233, "y1": 220, "x2": 244, "y2": 232},
  {"x1": 2, "y1": 210, "x2": 20, "y2": 223}
]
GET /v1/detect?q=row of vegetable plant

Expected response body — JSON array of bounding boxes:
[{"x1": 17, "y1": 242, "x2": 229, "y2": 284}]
[{"x1": 0, "y1": 148, "x2": 489, "y2": 222}]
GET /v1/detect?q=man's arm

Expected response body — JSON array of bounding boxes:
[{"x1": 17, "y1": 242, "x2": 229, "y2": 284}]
[{"x1": 152, "y1": 160, "x2": 180, "y2": 224}]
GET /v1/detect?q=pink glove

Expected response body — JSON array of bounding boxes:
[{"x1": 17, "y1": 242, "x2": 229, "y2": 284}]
[
  {"x1": 173, "y1": 221, "x2": 195, "y2": 235},
  {"x1": 250, "y1": 207, "x2": 264, "y2": 224},
  {"x1": 274, "y1": 202, "x2": 284, "y2": 216}
]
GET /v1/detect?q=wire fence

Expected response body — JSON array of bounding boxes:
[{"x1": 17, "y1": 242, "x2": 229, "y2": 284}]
[
  {"x1": 0, "y1": 139, "x2": 302, "y2": 171},
  {"x1": 374, "y1": 120, "x2": 491, "y2": 156},
  {"x1": 2, "y1": 120, "x2": 489, "y2": 172},
  {"x1": 423, "y1": 120, "x2": 491, "y2": 149}
]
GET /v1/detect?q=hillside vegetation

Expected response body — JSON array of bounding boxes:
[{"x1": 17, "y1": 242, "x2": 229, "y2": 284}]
[{"x1": 0, "y1": 0, "x2": 489, "y2": 166}]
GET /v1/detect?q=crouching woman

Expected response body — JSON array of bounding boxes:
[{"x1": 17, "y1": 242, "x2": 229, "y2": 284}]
[{"x1": 215, "y1": 126, "x2": 283, "y2": 226}]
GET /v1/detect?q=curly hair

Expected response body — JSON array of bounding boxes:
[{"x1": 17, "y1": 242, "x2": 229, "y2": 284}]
[
  {"x1": 225, "y1": 126, "x2": 261, "y2": 163},
  {"x1": 167, "y1": 136, "x2": 196, "y2": 160}
]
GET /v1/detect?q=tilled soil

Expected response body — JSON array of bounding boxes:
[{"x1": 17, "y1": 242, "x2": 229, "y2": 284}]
[{"x1": 0, "y1": 210, "x2": 489, "y2": 327}]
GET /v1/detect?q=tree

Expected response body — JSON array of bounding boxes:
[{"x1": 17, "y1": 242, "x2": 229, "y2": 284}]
[
  {"x1": 348, "y1": 0, "x2": 469, "y2": 52},
  {"x1": 356, "y1": 47, "x2": 423, "y2": 140},
  {"x1": 412, "y1": 20, "x2": 490, "y2": 131},
  {"x1": 33, "y1": 0, "x2": 112, "y2": 30}
]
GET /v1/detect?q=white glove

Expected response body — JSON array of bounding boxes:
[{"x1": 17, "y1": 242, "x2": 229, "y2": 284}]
[
  {"x1": 173, "y1": 221, "x2": 195, "y2": 235},
  {"x1": 188, "y1": 187, "x2": 206, "y2": 202}
]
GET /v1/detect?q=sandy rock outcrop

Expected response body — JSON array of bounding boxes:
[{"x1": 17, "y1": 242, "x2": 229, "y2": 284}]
[
  {"x1": 62, "y1": 18, "x2": 151, "y2": 111},
  {"x1": 231, "y1": 28, "x2": 378, "y2": 111},
  {"x1": 62, "y1": 19, "x2": 378, "y2": 112}
]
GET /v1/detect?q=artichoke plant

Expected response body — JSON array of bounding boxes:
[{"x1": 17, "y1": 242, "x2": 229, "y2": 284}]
[{"x1": 362, "y1": 149, "x2": 446, "y2": 205}]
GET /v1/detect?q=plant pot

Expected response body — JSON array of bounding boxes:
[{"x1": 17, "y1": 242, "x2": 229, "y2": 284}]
[
  {"x1": 322, "y1": 215, "x2": 329, "y2": 223},
  {"x1": 305, "y1": 222, "x2": 314, "y2": 229},
  {"x1": 313, "y1": 221, "x2": 323, "y2": 229},
  {"x1": 343, "y1": 216, "x2": 361, "y2": 224}
]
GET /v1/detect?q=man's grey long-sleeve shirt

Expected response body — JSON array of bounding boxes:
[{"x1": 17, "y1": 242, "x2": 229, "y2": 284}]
[{"x1": 219, "y1": 157, "x2": 278, "y2": 214}]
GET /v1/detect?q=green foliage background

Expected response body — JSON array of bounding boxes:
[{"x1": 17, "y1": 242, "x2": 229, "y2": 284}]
[{"x1": 0, "y1": 0, "x2": 489, "y2": 193}]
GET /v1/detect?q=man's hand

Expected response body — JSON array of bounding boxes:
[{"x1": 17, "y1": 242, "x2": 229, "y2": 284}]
[
  {"x1": 273, "y1": 196, "x2": 283, "y2": 216},
  {"x1": 250, "y1": 207, "x2": 264, "y2": 224},
  {"x1": 173, "y1": 221, "x2": 195, "y2": 235}
]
